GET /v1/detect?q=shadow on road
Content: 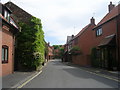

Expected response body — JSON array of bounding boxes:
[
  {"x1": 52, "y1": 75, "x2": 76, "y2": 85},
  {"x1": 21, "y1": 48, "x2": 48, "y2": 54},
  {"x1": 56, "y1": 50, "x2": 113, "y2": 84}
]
[{"x1": 62, "y1": 67, "x2": 119, "y2": 88}]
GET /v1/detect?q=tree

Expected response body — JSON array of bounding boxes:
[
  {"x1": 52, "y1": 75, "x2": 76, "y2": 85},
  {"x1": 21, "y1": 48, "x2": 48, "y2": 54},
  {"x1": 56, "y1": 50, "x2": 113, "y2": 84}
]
[{"x1": 53, "y1": 45, "x2": 61, "y2": 49}]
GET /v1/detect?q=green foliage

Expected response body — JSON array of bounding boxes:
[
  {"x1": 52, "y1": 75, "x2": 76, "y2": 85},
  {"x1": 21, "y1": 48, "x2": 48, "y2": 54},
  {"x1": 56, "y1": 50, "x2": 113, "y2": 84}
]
[
  {"x1": 16, "y1": 16, "x2": 45, "y2": 70},
  {"x1": 91, "y1": 48, "x2": 100, "y2": 68},
  {"x1": 52, "y1": 45, "x2": 63, "y2": 59},
  {"x1": 59, "y1": 47, "x2": 64, "y2": 58},
  {"x1": 53, "y1": 45, "x2": 61, "y2": 49},
  {"x1": 70, "y1": 46, "x2": 81, "y2": 55}
]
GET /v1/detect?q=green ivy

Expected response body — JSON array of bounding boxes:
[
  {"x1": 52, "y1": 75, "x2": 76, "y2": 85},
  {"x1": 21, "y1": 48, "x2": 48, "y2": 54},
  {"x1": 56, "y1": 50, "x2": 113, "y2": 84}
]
[
  {"x1": 70, "y1": 46, "x2": 81, "y2": 55},
  {"x1": 16, "y1": 16, "x2": 45, "y2": 70}
]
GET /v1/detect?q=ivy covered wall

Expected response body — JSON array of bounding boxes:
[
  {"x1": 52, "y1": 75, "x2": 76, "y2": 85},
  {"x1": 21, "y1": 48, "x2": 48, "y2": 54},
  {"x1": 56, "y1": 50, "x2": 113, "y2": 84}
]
[{"x1": 16, "y1": 17, "x2": 45, "y2": 70}]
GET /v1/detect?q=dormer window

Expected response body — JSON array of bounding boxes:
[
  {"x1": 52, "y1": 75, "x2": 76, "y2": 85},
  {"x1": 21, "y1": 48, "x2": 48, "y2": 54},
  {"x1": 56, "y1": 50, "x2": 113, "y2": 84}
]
[
  {"x1": 96, "y1": 28, "x2": 102, "y2": 36},
  {"x1": 4, "y1": 10, "x2": 10, "y2": 22}
]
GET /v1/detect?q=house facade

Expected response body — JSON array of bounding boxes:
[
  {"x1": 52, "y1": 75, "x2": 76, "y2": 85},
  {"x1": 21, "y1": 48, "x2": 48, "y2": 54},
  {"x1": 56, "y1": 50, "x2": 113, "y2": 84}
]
[
  {"x1": 64, "y1": 2, "x2": 120, "y2": 70},
  {"x1": 63, "y1": 35, "x2": 74, "y2": 62},
  {"x1": 46, "y1": 42, "x2": 53, "y2": 61},
  {"x1": 0, "y1": 3, "x2": 19, "y2": 76},
  {"x1": 93, "y1": 2, "x2": 120, "y2": 70},
  {"x1": 71, "y1": 17, "x2": 96, "y2": 66}
]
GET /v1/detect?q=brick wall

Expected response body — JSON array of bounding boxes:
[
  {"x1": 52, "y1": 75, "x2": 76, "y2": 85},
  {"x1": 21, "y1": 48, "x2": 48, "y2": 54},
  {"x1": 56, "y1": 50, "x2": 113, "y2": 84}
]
[
  {"x1": 72, "y1": 24, "x2": 95, "y2": 66},
  {"x1": 94, "y1": 19, "x2": 117, "y2": 47},
  {"x1": 2, "y1": 26, "x2": 14, "y2": 76}
]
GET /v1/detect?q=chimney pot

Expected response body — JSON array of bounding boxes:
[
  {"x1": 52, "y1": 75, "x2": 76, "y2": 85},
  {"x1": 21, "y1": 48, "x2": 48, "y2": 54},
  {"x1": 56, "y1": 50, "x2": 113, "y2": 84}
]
[
  {"x1": 108, "y1": 2, "x2": 115, "y2": 12},
  {"x1": 90, "y1": 17, "x2": 95, "y2": 24},
  {"x1": 72, "y1": 35, "x2": 74, "y2": 38}
]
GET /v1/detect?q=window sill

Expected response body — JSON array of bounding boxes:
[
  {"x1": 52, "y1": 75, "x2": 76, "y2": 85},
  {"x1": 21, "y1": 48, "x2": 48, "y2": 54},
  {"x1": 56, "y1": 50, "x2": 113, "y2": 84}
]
[{"x1": 2, "y1": 61, "x2": 8, "y2": 64}]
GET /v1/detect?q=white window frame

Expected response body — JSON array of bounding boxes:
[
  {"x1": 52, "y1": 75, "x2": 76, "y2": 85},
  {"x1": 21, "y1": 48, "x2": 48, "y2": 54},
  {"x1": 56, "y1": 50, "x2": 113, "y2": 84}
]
[
  {"x1": 96, "y1": 28, "x2": 102, "y2": 36},
  {"x1": 4, "y1": 10, "x2": 10, "y2": 22}
]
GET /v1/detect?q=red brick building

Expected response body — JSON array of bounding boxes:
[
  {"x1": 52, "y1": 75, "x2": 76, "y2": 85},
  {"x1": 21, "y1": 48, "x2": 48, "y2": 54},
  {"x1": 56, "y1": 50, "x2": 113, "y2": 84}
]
[
  {"x1": 71, "y1": 17, "x2": 96, "y2": 66},
  {"x1": 45, "y1": 42, "x2": 53, "y2": 61},
  {"x1": 64, "y1": 36, "x2": 74, "y2": 62},
  {"x1": 0, "y1": 3, "x2": 19, "y2": 76},
  {"x1": 53, "y1": 45, "x2": 64, "y2": 59},
  {"x1": 47, "y1": 43, "x2": 53, "y2": 60},
  {"x1": 93, "y1": 2, "x2": 120, "y2": 70},
  {"x1": 64, "y1": 2, "x2": 120, "y2": 70}
]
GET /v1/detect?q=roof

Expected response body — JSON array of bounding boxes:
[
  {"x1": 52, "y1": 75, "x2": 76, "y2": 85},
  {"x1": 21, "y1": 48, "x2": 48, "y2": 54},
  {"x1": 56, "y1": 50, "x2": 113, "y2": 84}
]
[
  {"x1": 0, "y1": 3, "x2": 19, "y2": 33},
  {"x1": 5, "y1": 1, "x2": 32, "y2": 24},
  {"x1": 0, "y1": 2, "x2": 12, "y2": 13},
  {"x1": 0, "y1": 14, "x2": 19, "y2": 34},
  {"x1": 98, "y1": 34, "x2": 116, "y2": 47},
  {"x1": 72, "y1": 24, "x2": 91, "y2": 40},
  {"x1": 94, "y1": 5, "x2": 119, "y2": 29}
]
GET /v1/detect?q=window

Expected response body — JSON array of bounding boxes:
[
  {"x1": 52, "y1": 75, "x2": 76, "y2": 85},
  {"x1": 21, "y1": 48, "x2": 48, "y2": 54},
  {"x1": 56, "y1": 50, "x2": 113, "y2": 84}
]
[
  {"x1": 2, "y1": 45, "x2": 9, "y2": 63},
  {"x1": 10, "y1": 18, "x2": 18, "y2": 28},
  {"x1": 4, "y1": 10, "x2": 10, "y2": 22},
  {"x1": 96, "y1": 28, "x2": 102, "y2": 36}
]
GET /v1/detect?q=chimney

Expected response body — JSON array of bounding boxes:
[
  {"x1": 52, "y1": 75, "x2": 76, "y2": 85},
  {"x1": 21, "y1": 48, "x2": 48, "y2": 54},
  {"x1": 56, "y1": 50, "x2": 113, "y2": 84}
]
[
  {"x1": 72, "y1": 35, "x2": 74, "y2": 38},
  {"x1": 90, "y1": 17, "x2": 95, "y2": 24},
  {"x1": 108, "y1": 2, "x2": 115, "y2": 12}
]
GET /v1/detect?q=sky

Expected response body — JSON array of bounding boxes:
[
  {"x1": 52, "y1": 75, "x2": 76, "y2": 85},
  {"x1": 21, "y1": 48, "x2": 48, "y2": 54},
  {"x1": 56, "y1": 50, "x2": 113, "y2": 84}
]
[{"x1": 1, "y1": 0, "x2": 120, "y2": 45}]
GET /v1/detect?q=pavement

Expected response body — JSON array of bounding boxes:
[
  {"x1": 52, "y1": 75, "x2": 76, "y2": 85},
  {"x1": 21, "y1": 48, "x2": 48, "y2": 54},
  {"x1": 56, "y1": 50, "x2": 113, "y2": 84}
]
[
  {"x1": 2, "y1": 59, "x2": 120, "y2": 89},
  {"x1": 2, "y1": 71, "x2": 37, "y2": 88}
]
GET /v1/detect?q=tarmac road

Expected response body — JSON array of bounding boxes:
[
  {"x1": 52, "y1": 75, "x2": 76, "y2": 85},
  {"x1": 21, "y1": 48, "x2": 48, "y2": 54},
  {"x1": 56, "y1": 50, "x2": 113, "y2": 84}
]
[{"x1": 22, "y1": 59, "x2": 119, "y2": 88}]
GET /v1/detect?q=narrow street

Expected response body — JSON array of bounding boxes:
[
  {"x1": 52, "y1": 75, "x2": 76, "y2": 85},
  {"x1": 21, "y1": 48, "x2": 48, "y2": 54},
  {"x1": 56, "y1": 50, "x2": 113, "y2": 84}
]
[{"x1": 22, "y1": 59, "x2": 118, "y2": 88}]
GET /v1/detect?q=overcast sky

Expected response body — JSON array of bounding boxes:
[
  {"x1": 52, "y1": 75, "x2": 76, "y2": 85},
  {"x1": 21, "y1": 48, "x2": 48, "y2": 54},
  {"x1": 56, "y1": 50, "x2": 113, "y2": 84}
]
[{"x1": 2, "y1": 0, "x2": 119, "y2": 45}]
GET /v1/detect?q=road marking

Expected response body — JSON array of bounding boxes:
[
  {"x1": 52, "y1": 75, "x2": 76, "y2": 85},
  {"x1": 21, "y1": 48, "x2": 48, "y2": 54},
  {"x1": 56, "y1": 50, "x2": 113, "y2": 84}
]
[
  {"x1": 79, "y1": 68, "x2": 120, "y2": 82},
  {"x1": 17, "y1": 71, "x2": 42, "y2": 88}
]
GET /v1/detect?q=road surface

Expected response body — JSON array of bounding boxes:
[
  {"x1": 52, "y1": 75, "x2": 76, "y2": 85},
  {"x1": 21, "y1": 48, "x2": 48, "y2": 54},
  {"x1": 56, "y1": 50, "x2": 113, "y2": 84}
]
[{"x1": 22, "y1": 59, "x2": 119, "y2": 88}]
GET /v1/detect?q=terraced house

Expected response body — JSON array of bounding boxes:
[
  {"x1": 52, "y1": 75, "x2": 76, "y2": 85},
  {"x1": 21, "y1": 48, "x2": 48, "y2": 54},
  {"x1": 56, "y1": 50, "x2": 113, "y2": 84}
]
[
  {"x1": 0, "y1": 3, "x2": 19, "y2": 76},
  {"x1": 71, "y1": 17, "x2": 96, "y2": 66},
  {"x1": 93, "y1": 2, "x2": 120, "y2": 70},
  {"x1": 64, "y1": 2, "x2": 120, "y2": 70}
]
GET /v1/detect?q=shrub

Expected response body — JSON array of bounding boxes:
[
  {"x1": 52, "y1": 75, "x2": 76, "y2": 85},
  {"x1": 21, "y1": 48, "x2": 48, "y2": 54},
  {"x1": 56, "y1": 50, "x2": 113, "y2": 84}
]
[{"x1": 70, "y1": 46, "x2": 81, "y2": 55}]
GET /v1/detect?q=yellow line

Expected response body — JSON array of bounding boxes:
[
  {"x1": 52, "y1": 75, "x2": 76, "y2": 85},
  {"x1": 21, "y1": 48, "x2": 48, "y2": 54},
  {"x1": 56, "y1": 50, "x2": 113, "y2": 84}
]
[
  {"x1": 17, "y1": 71, "x2": 42, "y2": 88},
  {"x1": 79, "y1": 68, "x2": 120, "y2": 82}
]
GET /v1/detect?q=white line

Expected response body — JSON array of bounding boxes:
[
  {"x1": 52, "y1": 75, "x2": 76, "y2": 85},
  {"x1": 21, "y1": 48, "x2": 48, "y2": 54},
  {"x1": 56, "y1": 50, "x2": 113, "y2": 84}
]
[
  {"x1": 79, "y1": 68, "x2": 120, "y2": 82},
  {"x1": 17, "y1": 71, "x2": 42, "y2": 88}
]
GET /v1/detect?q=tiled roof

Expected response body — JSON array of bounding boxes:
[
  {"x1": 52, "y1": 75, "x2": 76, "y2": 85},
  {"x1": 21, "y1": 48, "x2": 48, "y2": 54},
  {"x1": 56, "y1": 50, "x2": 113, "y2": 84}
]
[
  {"x1": 98, "y1": 34, "x2": 115, "y2": 47},
  {"x1": 5, "y1": 1, "x2": 32, "y2": 24},
  {"x1": 94, "y1": 5, "x2": 119, "y2": 28},
  {"x1": 72, "y1": 24, "x2": 91, "y2": 40}
]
